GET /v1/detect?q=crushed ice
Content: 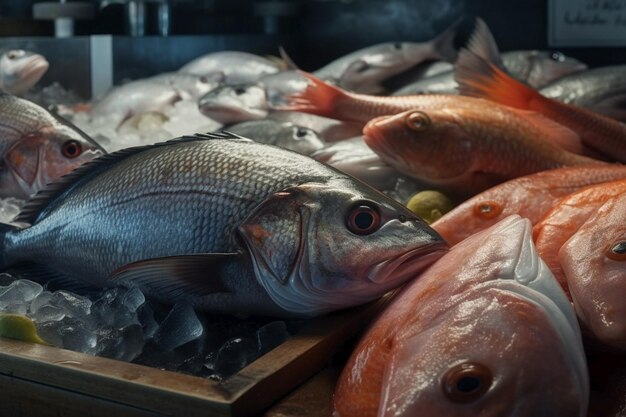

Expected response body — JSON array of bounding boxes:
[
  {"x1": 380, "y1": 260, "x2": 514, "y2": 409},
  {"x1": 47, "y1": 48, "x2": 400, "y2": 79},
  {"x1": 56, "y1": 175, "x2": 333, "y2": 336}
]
[{"x1": 0, "y1": 274, "x2": 294, "y2": 380}]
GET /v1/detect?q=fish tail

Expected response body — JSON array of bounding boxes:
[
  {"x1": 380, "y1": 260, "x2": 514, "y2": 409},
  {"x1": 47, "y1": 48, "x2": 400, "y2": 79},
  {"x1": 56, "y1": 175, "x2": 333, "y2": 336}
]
[
  {"x1": 455, "y1": 18, "x2": 541, "y2": 111},
  {"x1": 272, "y1": 71, "x2": 346, "y2": 118},
  {"x1": 431, "y1": 17, "x2": 463, "y2": 63},
  {"x1": 0, "y1": 222, "x2": 22, "y2": 269}
]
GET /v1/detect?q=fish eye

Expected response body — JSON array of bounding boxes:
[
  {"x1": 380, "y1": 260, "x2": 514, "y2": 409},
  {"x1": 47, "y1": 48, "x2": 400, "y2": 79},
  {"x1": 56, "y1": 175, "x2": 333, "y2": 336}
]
[
  {"x1": 294, "y1": 127, "x2": 309, "y2": 138},
  {"x1": 234, "y1": 87, "x2": 247, "y2": 95},
  {"x1": 346, "y1": 204, "x2": 381, "y2": 235},
  {"x1": 405, "y1": 111, "x2": 431, "y2": 131},
  {"x1": 473, "y1": 201, "x2": 502, "y2": 219},
  {"x1": 606, "y1": 240, "x2": 626, "y2": 261},
  {"x1": 199, "y1": 76, "x2": 209, "y2": 83},
  {"x1": 6, "y1": 51, "x2": 17, "y2": 60},
  {"x1": 61, "y1": 140, "x2": 82, "y2": 158},
  {"x1": 355, "y1": 61, "x2": 371, "y2": 74},
  {"x1": 393, "y1": 42, "x2": 403, "y2": 50},
  {"x1": 550, "y1": 51, "x2": 565, "y2": 62},
  {"x1": 442, "y1": 363, "x2": 493, "y2": 403}
]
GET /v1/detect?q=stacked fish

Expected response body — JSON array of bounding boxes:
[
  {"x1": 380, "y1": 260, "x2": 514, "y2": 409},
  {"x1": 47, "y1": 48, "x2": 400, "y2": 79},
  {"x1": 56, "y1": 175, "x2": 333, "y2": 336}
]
[{"x1": 1, "y1": 14, "x2": 626, "y2": 417}]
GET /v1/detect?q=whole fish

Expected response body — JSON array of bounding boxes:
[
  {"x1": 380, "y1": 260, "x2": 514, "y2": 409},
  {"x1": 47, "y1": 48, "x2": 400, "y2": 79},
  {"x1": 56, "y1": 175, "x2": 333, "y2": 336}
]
[
  {"x1": 267, "y1": 112, "x2": 362, "y2": 142},
  {"x1": 1, "y1": 132, "x2": 447, "y2": 318},
  {"x1": 307, "y1": 19, "x2": 460, "y2": 94},
  {"x1": 456, "y1": 19, "x2": 626, "y2": 163},
  {"x1": 363, "y1": 108, "x2": 600, "y2": 195},
  {"x1": 393, "y1": 49, "x2": 587, "y2": 96},
  {"x1": 334, "y1": 215, "x2": 588, "y2": 417},
  {"x1": 533, "y1": 179, "x2": 626, "y2": 295},
  {"x1": 148, "y1": 72, "x2": 220, "y2": 100},
  {"x1": 223, "y1": 119, "x2": 325, "y2": 155},
  {"x1": 90, "y1": 80, "x2": 183, "y2": 128},
  {"x1": 178, "y1": 51, "x2": 280, "y2": 85},
  {"x1": 0, "y1": 50, "x2": 49, "y2": 96},
  {"x1": 0, "y1": 94, "x2": 104, "y2": 198},
  {"x1": 560, "y1": 193, "x2": 626, "y2": 350},
  {"x1": 432, "y1": 165, "x2": 626, "y2": 246},
  {"x1": 540, "y1": 65, "x2": 626, "y2": 120}
]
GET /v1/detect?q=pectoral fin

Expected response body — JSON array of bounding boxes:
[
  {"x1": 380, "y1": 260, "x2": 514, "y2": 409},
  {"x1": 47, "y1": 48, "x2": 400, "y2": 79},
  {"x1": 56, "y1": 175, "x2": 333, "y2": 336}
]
[{"x1": 111, "y1": 254, "x2": 240, "y2": 298}]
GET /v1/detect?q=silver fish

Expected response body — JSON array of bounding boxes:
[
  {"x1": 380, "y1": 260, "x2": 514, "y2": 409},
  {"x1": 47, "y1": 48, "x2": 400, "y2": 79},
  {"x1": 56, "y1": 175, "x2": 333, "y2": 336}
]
[
  {"x1": 198, "y1": 83, "x2": 268, "y2": 124},
  {"x1": 0, "y1": 94, "x2": 104, "y2": 198},
  {"x1": 0, "y1": 50, "x2": 49, "y2": 96},
  {"x1": 393, "y1": 50, "x2": 587, "y2": 96},
  {"x1": 540, "y1": 65, "x2": 626, "y2": 120},
  {"x1": 311, "y1": 19, "x2": 460, "y2": 94},
  {"x1": 2, "y1": 132, "x2": 447, "y2": 318},
  {"x1": 225, "y1": 119, "x2": 325, "y2": 155},
  {"x1": 178, "y1": 51, "x2": 280, "y2": 85}
]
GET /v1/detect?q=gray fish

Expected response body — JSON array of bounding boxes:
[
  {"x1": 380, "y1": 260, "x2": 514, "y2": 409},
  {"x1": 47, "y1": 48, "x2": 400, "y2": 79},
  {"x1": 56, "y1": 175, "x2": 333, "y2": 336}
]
[
  {"x1": 0, "y1": 94, "x2": 104, "y2": 199},
  {"x1": 148, "y1": 72, "x2": 221, "y2": 100},
  {"x1": 225, "y1": 119, "x2": 324, "y2": 155},
  {"x1": 198, "y1": 83, "x2": 268, "y2": 124},
  {"x1": 178, "y1": 51, "x2": 281, "y2": 85},
  {"x1": 1, "y1": 132, "x2": 447, "y2": 318},
  {"x1": 394, "y1": 50, "x2": 587, "y2": 96},
  {"x1": 309, "y1": 19, "x2": 461, "y2": 94},
  {"x1": 540, "y1": 65, "x2": 626, "y2": 119},
  {"x1": 0, "y1": 50, "x2": 49, "y2": 96}
]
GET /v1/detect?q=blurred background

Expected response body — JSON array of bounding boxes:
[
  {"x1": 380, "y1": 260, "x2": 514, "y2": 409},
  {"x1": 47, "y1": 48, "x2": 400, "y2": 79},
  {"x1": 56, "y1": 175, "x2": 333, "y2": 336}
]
[{"x1": 0, "y1": 0, "x2": 623, "y2": 98}]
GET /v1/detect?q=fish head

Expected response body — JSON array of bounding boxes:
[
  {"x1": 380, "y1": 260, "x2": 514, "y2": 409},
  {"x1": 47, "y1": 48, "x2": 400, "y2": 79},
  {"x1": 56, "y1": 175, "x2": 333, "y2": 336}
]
[
  {"x1": 0, "y1": 50, "x2": 49, "y2": 95},
  {"x1": 172, "y1": 73, "x2": 222, "y2": 100},
  {"x1": 198, "y1": 83, "x2": 268, "y2": 124},
  {"x1": 237, "y1": 177, "x2": 448, "y2": 317},
  {"x1": 363, "y1": 109, "x2": 474, "y2": 184},
  {"x1": 336, "y1": 216, "x2": 588, "y2": 417},
  {"x1": 339, "y1": 43, "x2": 417, "y2": 92},
  {"x1": 559, "y1": 194, "x2": 626, "y2": 349},
  {"x1": 525, "y1": 50, "x2": 587, "y2": 88},
  {"x1": 274, "y1": 123, "x2": 325, "y2": 155},
  {"x1": 5, "y1": 123, "x2": 104, "y2": 196}
]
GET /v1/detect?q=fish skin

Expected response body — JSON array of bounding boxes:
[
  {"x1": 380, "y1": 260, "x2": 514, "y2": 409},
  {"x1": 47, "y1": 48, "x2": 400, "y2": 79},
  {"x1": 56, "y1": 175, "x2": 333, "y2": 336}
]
[
  {"x1": 311, "y1": 18, "x2": 460, "y2": 94},
  {"x1": 334, "y1": 215, "x2": 588, "y2": 417},
  {"x1": 2, "y1": 134, "x2": 447, "y2": 318},
  {"x1": 223, "y1": 119, "x2": 325, "y2": 155},
  {"x1": 533, "y1": 179, "x2": 626, "y2": 297},
  {"x1": 432, "y1": 165, "x2": 626, "y2": 246},
  {"x1": 455, "y1": 18, "x2": 626, "y2": 163},
  {"x1": 362, "y1": 107, "x2": 601, "y2": 196},
  {"x1": 0, "y1": 50, "x2": 49, "y2": 96},
  {"x1": 148, "y1": 72, "x2": 220, "y2": 100},
  {"x1": 559, "y1": 193, "x2": 626, "y2": 350},
  {"x1": 393, "y1": 50, "x2": 587, "y2": 96},
  {"x1": 0, "y1": 94, "x2": 104, "y2": 199},
  {"x1": 178, "y1": 51, "x2": 280, "y2": 85}
]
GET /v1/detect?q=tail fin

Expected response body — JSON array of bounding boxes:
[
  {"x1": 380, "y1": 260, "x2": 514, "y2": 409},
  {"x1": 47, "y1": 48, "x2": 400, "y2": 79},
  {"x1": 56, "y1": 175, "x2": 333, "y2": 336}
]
[
  {"x1": 0, "y1": 222, "x2": 24, "y2": 270},
  {"x1": 455, "y1": 19, "x2": 542, "y2": 111},
  {"x1": 271, "y1": 71, "x2": 347, "y2": 118},
  {"x1": 431, "y1": 17, "x2": 464, "y2": 63}
]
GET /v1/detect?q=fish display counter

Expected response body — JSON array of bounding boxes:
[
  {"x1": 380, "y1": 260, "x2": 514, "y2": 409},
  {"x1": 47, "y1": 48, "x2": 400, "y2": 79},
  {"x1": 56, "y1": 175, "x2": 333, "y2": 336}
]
[{"x1": 0, "y1": 0, "x2": 626, "y2": 416}]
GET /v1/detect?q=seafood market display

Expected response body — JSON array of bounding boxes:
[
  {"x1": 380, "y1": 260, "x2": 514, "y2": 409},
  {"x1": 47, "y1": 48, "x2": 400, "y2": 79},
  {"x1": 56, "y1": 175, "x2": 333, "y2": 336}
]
[{"x1": 3, "y1": 13, "x2": 626, "y2": 416}]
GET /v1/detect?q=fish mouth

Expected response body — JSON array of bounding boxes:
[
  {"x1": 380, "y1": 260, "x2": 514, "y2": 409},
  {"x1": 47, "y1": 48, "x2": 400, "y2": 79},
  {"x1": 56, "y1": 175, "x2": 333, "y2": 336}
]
[
  {"x1": 17, "y1": 56, "x2": 49, "y2": 83},
  {"x1": 366, "y1": 242, "x2": 448, "y2": 284}
]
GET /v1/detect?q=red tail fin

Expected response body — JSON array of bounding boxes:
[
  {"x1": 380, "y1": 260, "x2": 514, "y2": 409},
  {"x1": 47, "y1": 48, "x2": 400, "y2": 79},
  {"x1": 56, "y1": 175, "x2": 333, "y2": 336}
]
[{"x1": 272, "y1": 71, "x2": 347, "y2": 118}]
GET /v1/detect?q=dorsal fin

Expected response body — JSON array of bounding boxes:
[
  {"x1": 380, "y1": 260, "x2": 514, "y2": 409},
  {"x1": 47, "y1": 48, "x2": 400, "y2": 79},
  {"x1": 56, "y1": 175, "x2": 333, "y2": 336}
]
[{"x1": 15, "y1": 131, "x2": 249, "y2": 225}]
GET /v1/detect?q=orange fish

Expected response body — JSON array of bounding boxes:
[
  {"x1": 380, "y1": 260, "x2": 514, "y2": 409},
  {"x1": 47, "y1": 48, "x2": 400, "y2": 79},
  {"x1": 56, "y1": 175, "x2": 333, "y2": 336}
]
[
  {"x1": 334, "y1": 216, "x2": 589, "y2": 417},
  {"x1": 560, "y1": 193, "x2": 626, "y2": 350},
  {"x1": 533, "y1": 179, "x2": 626, "y2": 296},
  {"x1": 362, "y1": 108, "x2": 602, "y2": 196},
  {"x1": 455, "y1": 19, "x2": 626, "y2": 162},
  {"x1": 432, "y1": 165, "x2": 626, "y2": 246}
]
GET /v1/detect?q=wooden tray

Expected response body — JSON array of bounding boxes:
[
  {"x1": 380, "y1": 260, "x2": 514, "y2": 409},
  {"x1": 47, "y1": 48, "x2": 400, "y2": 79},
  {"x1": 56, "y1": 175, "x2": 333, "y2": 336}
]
[{"x1": 0, "y1": 296, "x2": 391, "y2": 417}]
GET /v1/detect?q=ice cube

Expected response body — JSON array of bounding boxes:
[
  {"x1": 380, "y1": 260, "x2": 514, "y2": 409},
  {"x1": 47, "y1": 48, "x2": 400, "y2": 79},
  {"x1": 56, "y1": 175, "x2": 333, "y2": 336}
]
[
  {"x1": 96, "y1": 323, "x2": 144, "y2": 362},
  {"x1": 211, "y1": 336, "x2": 260, "y2": 378},
  {"x1": 154, "y1": 303, "x2": 203, "y2": 351},
  {"x1": 0, "y1": 303, "x2": 28, "y2": 315},
  {"x1": 0, "y1": 279, "x2": 43, "y2": 304},
  {"x1": 29, "y1": 291, "x2": 53, "y2": 314},
  {"x1": 30, "y1": 304, "x2": 66, "y2": 323},
  {"x1": 51, "y1": 290, "x2": 92, "y2": 319},
  {"x1": 35, "y1": 320, "x2": 64, "y2": 347},
  {"x1": 58, "y1": 317, "x2": 97, "y2": 354},
  {"x1": 0, "y1": 197, "x2": 24, "y2": 223},
  {"x1": 137, "y1": 304, "x2": 159, "y2": 340},
  {"x1": 256, "y1": 321, "x2": 289, "y2": 355},
  {"x1": 121, "y1": 287, "x2": 145, "y2": 313}
]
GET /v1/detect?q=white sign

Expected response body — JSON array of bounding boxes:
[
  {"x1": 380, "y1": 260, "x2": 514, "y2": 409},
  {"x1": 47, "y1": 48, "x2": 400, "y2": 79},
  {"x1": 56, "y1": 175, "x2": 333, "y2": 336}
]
[{"x1": 549, "y1": 0, "x2": 626, "y2": 46}]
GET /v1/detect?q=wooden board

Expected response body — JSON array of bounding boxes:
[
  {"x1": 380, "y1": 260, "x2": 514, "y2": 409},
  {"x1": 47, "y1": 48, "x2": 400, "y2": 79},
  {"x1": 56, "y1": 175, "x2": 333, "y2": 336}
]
[{"x1": 0, "y1": 295, "x2": 391, "y2": 417}]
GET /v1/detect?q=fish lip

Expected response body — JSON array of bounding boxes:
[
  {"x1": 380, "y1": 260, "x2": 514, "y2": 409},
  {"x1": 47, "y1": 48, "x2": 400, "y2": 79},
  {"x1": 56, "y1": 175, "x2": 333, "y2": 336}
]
[
  {"x1": 366, "y1": 241, "x2": 448, "y2": 284},
  {"x1": 17, "y1": 56, "x2": 49, "y2": 82}
]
